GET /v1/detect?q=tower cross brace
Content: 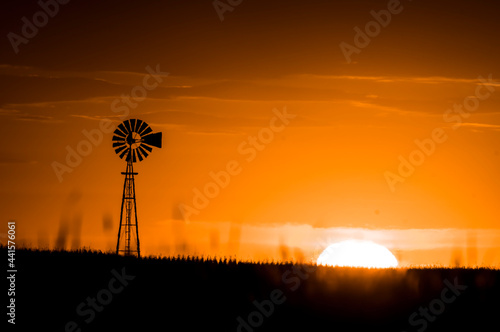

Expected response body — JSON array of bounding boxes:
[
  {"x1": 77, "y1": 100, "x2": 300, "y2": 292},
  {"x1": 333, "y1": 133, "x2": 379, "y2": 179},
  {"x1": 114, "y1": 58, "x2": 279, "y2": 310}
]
[{"x1": 116, "y1": 159, "x2": 140, "y2": 257}]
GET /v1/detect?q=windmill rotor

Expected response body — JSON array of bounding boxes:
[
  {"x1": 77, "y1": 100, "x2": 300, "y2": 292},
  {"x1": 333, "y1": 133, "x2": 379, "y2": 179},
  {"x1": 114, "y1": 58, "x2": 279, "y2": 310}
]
[{"x1": 112, "y1": 119, "x2": 162, "y2": 163}]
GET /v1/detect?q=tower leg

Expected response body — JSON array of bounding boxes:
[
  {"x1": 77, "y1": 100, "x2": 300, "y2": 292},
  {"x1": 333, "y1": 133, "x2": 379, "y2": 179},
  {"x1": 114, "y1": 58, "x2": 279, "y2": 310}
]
[
  {"x1": 132, "y1": 175, "x2": 141, "y2": 258},
  {"x1": 116, "y1": 170, "x2": 127, "y2": 255}
]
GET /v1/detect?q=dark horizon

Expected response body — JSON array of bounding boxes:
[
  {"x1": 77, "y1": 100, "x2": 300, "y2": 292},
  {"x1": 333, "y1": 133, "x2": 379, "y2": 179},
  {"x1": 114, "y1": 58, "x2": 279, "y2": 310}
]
[{"x1": 2, "y1": 0, "x2": 500, "y2": 269}]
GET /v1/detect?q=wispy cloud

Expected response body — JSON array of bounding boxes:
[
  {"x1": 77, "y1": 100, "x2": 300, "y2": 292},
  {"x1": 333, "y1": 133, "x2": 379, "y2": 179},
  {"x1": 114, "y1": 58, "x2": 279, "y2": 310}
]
[
  {"x1": 0, "y1": 108, "x2": 61, "y2": 123},
  {"x1": 15, "y1": 114, "x2": 61, "y2": 123},
  {"x1": 185, "y1": 130, "x2": 245, "y2": 136},
  {"x1": 153, "y1": 219, "x2": 500, "y2": 254},
  {"x1": 0, "y1": 156, "x2": 38, "y2": 166},
  {"x1": 460, "y1": 122, "x2": 500, "y2": 131},
  {"x1": 296, "y1": 74, "x2": 483, "y2": 85}
]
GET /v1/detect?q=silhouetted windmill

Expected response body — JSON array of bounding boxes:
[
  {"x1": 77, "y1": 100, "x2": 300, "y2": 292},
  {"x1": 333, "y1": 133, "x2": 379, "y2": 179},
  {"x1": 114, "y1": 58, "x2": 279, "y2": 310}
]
[{"x1": 112, "y1": 119, "x2": 162, "y2": 257}]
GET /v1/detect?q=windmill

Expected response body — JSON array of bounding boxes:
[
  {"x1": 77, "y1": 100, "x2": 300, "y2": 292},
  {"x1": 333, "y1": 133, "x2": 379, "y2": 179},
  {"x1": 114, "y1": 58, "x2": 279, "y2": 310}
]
[{"x1": 112, "y1": 119, "x2": 162, "y2": 257}]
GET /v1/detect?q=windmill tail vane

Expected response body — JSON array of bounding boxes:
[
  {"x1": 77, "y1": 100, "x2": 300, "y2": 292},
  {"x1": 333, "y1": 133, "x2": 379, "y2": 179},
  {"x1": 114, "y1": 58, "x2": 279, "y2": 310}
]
[{"x1": 112, "y1": 119, "x2": 162, "y2": 257}]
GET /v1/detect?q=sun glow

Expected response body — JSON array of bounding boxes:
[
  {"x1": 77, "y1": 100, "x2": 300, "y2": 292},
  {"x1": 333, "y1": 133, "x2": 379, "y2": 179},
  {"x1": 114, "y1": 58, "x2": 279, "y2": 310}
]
[{"x1": 317, "y1": 240, "x2": 398, "y2": 268}]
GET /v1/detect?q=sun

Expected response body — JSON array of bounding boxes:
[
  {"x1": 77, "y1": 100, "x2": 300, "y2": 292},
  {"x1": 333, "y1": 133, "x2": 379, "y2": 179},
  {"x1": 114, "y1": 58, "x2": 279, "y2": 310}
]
[{"x1": 316, "y1": 240, "x2": 398, "y2": 268}]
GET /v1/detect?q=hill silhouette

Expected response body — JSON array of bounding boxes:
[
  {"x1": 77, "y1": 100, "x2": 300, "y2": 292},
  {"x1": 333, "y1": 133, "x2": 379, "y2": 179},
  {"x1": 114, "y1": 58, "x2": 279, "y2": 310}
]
[{"x1": 4, "y1": 247, "x2": 499, "y2": 331}]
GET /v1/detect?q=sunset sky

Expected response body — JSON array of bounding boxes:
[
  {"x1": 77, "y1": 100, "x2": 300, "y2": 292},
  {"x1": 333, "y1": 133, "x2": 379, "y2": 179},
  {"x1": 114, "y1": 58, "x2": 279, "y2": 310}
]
[{"x1": 1, "y1": 0, "x2": 500, "y2": 266}]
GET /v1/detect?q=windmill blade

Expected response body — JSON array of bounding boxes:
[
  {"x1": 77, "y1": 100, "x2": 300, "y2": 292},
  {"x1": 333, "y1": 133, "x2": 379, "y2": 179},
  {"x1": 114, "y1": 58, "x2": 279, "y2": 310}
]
[
  {"x1": 125, "y1": 149, "x2": 138, "y2": 163},
  {"x1": 115, "y1": 127, "x2": 128, "y2": 137},
  {"x1": 136, "y1": 149, "x2": 144, "y2": 162},
  {"x1": 140, "y1": 144, "x2": 152, "y2": 153},
  {"x1": 130, "y1": 119, "x2": 137, "y2": 133},
  {"x1": 118, "y1": 122, "x2": 129, "y2": 135},
  {"x1": 113, "y1": 142, "x2": 126, "y2": 148},
  {"x1": 112, "y1": 135, "x2": 126, "y2": 142},
  {"x1": 138, "y1": 145, "x2": 150, "y2": 158},
  {"x1": 113, "y1": 128, "x2": 127, "y2": 138},
  {"x1": 142, "y1": 132, "x2": 162, "y2": 148},
  {"x1": 115, "y1": 145, "x2": 128, "y2": 155},
  {"x1": 135, "y1": 119, "x2": 143, "y2": 133},
  {"x1": 125, "y1": 150, "x2": 133, "y2": 162},
  {"x1": 124, "y1": 119, "x2": 133, "y2": 133},
  {"x1": 137, "y1": 120, "x2": 148, "y2": 135},
  {"x1": 141, "y1": 126, "x2": 153, "y2": 136},
  {"x1": 119, "y1": 147, "x2": 130, "y2": 159}
]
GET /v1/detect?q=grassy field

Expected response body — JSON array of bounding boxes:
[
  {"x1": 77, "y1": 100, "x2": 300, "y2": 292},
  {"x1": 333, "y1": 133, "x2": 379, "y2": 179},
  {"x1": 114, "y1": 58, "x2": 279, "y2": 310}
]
[{"x1": 4, "y1": 247, "x2": 499, "y2": 331}]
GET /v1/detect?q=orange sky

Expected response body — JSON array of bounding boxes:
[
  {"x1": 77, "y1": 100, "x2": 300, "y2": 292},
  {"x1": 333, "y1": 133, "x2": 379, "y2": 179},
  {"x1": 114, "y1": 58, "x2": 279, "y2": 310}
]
[{"x1": 1, "y1": 0, "x2": 500, "y2": 266}]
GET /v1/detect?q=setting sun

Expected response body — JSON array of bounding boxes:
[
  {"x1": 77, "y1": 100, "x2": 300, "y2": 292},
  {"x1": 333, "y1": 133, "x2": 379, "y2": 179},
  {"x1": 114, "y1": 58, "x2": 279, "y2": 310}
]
[{"x1": 317, "y1": 240, "x2": 398, "y2": 268}]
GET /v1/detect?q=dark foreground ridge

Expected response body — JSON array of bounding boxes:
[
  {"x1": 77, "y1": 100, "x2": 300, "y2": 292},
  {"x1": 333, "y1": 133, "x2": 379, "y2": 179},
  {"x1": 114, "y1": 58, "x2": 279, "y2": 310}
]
[{"x1": 4, "y1": 247, "x2": 499, "y2": 331}]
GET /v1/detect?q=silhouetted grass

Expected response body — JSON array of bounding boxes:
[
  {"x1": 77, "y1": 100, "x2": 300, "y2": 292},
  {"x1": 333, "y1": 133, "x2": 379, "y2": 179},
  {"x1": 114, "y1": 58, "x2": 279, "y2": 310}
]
[{"x1": 3, "y1": 246, "x2": 499, "y2": 332}]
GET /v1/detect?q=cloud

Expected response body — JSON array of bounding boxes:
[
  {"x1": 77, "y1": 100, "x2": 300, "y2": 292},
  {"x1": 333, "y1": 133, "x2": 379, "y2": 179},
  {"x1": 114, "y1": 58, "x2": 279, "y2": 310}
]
[
  {"x1": 460, "y1": 122, "x2": 500, "y2": 131},
  {"x1": 185, "y1": 130, "x2": 245, "y2": 136},
  {"x1": 0, "y1": 157, "x2": 37, "y2": 166},
  {"x1": 0, "y1": 108, "x2": 20, "y2": 115},
  {"x1": 6, "y1": 67, "x2": 484, "y2": 108},
  {"x1": 0, "y1": 64, "x2": 153, "y2": 83},
  {"x1": 158, "y1": 219, "x2": 500, "y2": 253},
  {"x1": 0, "y1": 107, "x2": 62, "y2": 123},
  {"x1": 0, "y1": 75, "x2": 129, "y2": 106},
  {"x1": 349, "y1": 101, "x2": 405, "y2": 114},
  {"x1": 15, "y1": 114, "x2": 61, "y2": 123},
  {"x1": 1, "y1": 66, "x2": 497, "y2": 129},
  {"x1": 296, "y1": 74, "x2": 482, "y2": 85}
]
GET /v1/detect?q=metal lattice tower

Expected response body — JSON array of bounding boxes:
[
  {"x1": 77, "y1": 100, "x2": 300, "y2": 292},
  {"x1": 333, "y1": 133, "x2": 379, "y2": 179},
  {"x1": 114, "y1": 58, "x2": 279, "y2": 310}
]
[
  {"x1": 117, "y1": 157, "x2": 140, "y2": 256},
  {"x1": 112, "y1": 119, "x2": 162, "y2": 257}
]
